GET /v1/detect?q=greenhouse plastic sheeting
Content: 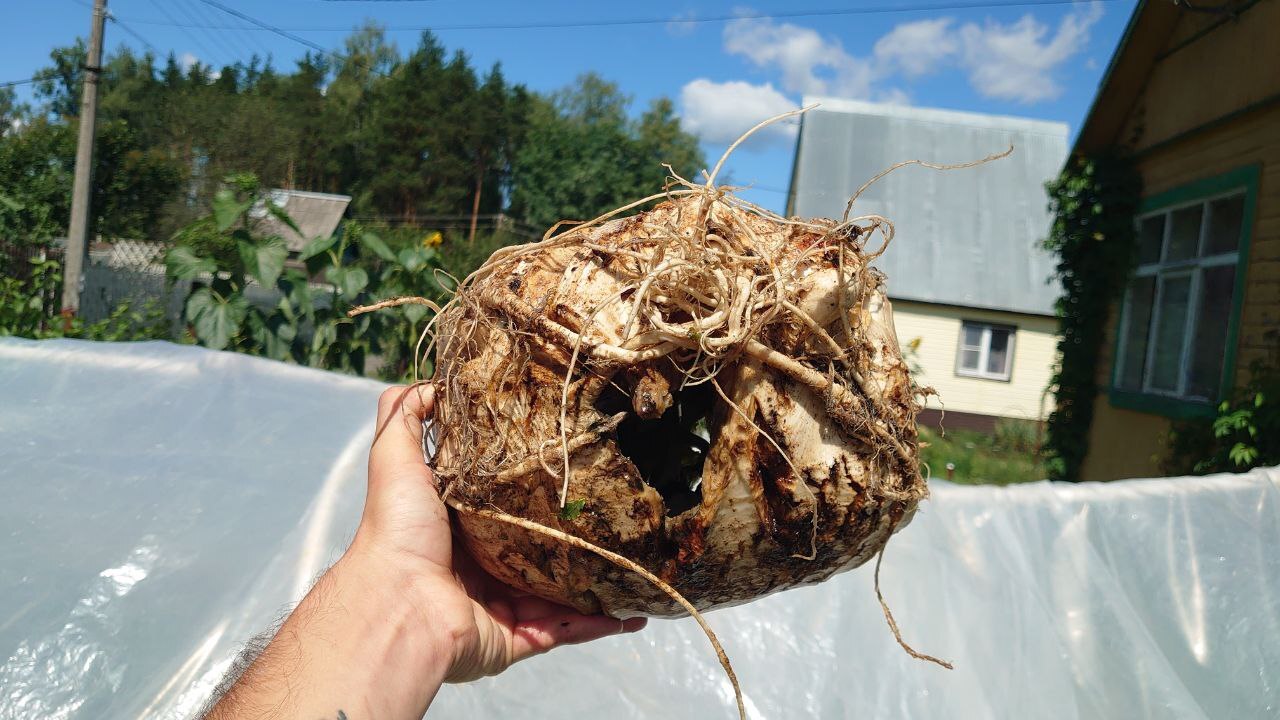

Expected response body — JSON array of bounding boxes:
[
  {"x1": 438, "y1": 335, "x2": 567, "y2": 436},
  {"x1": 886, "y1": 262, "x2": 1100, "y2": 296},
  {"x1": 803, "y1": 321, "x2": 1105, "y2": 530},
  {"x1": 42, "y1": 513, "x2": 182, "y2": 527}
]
[{"x1": 2, "y1": 338, "x2": 1278, "y2": 719}]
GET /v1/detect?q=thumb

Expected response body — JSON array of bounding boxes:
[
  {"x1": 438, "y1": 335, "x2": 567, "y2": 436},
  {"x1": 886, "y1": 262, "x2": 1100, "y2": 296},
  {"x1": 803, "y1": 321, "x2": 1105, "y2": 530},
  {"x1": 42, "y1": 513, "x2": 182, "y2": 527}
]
[{"x1": 370, "y1": 383, "x2": 436, "y2": 485}]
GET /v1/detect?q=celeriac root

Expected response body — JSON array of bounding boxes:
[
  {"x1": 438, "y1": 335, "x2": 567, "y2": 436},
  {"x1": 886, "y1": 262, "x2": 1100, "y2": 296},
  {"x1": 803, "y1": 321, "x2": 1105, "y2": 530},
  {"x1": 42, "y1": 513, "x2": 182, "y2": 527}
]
[
  {"x1": 350, "y1": 104, "x2": 1007, "y2": 711},
  {"x1": 445, "y1": 497, "x2": 747, "y2": 720}
]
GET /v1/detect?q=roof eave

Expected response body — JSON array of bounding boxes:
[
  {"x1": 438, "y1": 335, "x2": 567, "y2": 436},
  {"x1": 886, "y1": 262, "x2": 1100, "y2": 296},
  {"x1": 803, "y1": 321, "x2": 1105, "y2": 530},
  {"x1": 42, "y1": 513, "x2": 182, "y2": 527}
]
[{"x1": 1071, "y1": 0, "x2": 1185, "y2": 157}]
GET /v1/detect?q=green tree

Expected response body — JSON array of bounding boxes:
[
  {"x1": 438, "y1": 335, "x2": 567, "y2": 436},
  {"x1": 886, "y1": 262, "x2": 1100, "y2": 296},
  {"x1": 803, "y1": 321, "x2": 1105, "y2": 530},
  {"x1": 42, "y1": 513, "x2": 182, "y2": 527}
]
[
  {"x1": 0, "y1": 117, "x2": 179, "y2": 245},
  {"x1": 635, "y1": 97, "x2": 704, "y2": 191},
  {"x1": 0, "y1": 119, "x2": 70, "y2": 243},
  {"x1": 33, "y1": 41, "x2": 86, "y2": 119},
  {"x1": 0, "y1": 87, "x2": 25, "y2": 134},
  {"x1": 509, "y1": 73, "x2": 704, "y2": 231}
]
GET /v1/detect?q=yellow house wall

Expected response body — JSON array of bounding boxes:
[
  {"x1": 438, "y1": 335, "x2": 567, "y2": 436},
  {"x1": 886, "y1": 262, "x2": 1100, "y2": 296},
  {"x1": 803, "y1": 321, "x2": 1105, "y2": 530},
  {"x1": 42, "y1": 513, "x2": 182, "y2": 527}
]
[
  {"x1": 1081, "y1": 4, "x2": 1280, "y2": 481},
  {"x1": 889, "y1": 299, "x2": 1059, "y2": 421}
]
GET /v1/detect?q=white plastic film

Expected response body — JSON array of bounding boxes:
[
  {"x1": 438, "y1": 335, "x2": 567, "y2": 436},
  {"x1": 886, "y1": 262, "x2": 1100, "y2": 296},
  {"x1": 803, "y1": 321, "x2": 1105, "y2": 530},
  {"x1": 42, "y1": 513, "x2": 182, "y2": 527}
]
[{"x1": 1, "y1": 339, "x2": 1277, "y2": 719}]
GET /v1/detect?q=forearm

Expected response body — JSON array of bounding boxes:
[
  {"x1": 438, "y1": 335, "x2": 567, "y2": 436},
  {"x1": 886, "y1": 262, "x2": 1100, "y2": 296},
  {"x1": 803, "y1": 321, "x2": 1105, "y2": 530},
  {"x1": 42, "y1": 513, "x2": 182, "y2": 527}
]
[{"x1": 204, "y1": 541, "x2": 450, "y2": 720}]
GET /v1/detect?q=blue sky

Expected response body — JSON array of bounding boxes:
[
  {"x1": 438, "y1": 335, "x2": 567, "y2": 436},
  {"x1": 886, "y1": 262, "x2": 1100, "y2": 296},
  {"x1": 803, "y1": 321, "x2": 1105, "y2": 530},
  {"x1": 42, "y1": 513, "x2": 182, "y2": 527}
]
[{"x1": 3, "y1": 0, "x2": 1136, "y2": 213}]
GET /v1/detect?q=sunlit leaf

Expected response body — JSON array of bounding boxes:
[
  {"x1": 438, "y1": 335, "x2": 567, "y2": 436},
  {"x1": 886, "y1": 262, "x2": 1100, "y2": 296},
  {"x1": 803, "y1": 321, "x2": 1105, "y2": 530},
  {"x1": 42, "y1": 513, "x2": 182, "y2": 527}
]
[
  {"x1": 360, "y1": 231, "x2": 397, "y2": 262},
  {"x1": 238, "y1": 236, "x2": 287, "y2": 288},
  {"x1": 185, "y1": 288, "x2": 247, "y2": 350},
  {"x1": 212, "y1": 189, "x2": 252, "y2": 232},
  {"x1": 166, "y1": 246, "x2": 216, "y2": 280},
  {"x1": 300, "y1": 234, "x2": 339, "y2": 260}
]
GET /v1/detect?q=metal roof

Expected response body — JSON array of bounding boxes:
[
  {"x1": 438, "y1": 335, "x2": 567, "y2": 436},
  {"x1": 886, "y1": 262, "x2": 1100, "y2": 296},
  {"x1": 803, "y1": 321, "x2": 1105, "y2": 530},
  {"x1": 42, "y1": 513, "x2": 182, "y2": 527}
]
[
  {"x1": 253, "y1": 189, "x2": 352, "y2": 253},
  {"x1": 788, "y1": 97, "x2": 1068, "y2": 317}
]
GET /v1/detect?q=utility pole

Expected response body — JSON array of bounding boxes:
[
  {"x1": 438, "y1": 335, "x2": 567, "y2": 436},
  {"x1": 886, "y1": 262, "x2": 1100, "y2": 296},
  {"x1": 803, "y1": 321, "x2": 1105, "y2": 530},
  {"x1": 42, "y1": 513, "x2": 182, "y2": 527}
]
[{"x1": 62, "y1": 0, "x2": 108, "y2": 315}]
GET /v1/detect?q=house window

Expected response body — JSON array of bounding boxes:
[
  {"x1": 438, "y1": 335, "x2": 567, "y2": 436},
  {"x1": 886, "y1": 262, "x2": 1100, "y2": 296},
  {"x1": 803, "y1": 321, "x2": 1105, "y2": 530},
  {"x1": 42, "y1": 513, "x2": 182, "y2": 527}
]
[
  {"x1": 1114, "y1": 189, "x2": 1246, "y2": 403},
  {"x1": 956, "y1": 321, "x2": 1015, "y2": 381}
]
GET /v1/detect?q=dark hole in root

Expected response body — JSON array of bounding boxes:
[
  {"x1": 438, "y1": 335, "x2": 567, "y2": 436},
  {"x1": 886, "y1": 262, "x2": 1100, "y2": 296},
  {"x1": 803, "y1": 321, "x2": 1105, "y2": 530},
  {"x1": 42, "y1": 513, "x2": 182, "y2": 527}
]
[{"x1": 596, "y1": 378, "x2": 715, "y2": 517}]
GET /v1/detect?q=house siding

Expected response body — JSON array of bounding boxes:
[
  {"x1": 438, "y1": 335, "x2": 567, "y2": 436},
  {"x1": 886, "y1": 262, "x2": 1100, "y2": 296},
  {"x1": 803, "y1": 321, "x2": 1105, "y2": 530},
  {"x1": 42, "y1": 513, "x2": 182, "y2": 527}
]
[
  {"x1": 1080, "y1": 2, "x2": 1280, "y2": 480},
  {"x1": 889, "y1": 299, "x2": 1058, "y2": 423}
]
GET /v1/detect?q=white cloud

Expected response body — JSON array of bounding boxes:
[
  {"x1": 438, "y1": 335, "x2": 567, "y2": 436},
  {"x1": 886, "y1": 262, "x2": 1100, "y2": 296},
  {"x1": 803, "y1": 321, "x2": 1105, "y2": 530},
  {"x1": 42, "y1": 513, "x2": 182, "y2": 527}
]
[
  {"x1": 958, "y1": 4, "x2": 1103, "y2": 103},
  {"x1": 723, "y1": 17, "x2": 873, "y2": 98},
  {"x1": 681, "y1": 3, "x2": 1103, "y2": 145},
  {"x1": 180, "y1": 52, "x2": 199, "y2": 71},
  {"x1": 873, "y1": 19, "x2": 958, "y2": 78},
  {"x1": 678, "y1": 79, "x2": 797, "y2": 146},
  {"x1": 876, "y1": 87, "x2": 912, "y2": 106},
  {"x1": 666, "y1": 10, "x2": 698, "y2": 37}
]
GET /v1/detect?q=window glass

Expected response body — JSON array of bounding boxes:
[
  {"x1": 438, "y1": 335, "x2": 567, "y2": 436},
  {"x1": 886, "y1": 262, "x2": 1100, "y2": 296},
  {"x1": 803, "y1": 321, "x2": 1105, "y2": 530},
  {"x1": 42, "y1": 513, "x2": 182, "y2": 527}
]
[
  {"x1": 986, "y1": 328, "x2": 1011, "y2": 376},
  {"x1": 1186, "y1": 266, "x2": 1236, "y2": 400},
  {"x1": 1205, "y1": 195, "x2": 1244, "y2": 255},
  {"x1": 1167, "y1": 205, "x2": 1202, "y2": 261},
  {"x1": 1118, "y1": 188, "x2": 1247, "y2": 403},
  {"x1": 1138, "y1": 216, "x2": 1165, "y2": 265},
  {"x1": 957, "y1": 322, "x2": 1014, "y2": 379},
  {"x1": 1149, "y1": 275, "x2": 1191, "y2": 392},
  {"x1": 1118, "y1": 277, "x2": 1156, "y2": 390}
]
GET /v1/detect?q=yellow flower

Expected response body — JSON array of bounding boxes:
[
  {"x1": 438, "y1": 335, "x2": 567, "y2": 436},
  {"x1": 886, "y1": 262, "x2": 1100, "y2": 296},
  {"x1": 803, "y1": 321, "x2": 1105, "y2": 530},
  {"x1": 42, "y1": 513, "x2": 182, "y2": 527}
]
[{"x1": 423, "y1": 231, "x2": 443, "y2": 248}]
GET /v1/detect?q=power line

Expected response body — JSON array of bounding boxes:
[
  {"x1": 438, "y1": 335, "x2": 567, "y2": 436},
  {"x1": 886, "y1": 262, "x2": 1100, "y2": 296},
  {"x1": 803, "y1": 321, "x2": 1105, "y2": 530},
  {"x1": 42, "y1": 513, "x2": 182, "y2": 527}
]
[
  {"x1": 110, "y1": 16, "x2": 161, "y2": 55},
  {"x1": 183, "y1": 0, "x2": 263, "y2": 62},
  {"x1": 113, "y1": 0, "x2": 1125, "y2": 32},
  {"x1": 194, "y1": 0, "x2": 391, "y2": 78},
  {"x1": 0, "y1": 77, "x2": 40, "y2": 89},
  {"x1": 180, "y1": 0, "x2": 250, "y2": 66},
  {"x1": 149, "y1": 0, "x2": 222, "y2": 67},
  {"x1": 193, "y1": 0, "x2": 331, "y2": 55}
]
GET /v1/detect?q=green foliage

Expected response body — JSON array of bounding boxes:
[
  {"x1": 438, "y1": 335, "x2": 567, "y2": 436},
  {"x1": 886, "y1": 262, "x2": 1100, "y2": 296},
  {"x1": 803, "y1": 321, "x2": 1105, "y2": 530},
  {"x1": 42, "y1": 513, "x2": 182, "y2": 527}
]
[
  {"x1": 919, "y1": 422, "x2": 1047, "y2": 486},
  {"x1": 9, "y1": 29, "x2": 707, "y2": 379},
  {"x1": 0, "y1": 86, "x2": 25, "y2": 131},
  {"x1": 18, "y1": 31, "x2": 701, "y2": 247},
  {"x1": 170, "y1": 174, "x2": 374, "y2": 369},
  {"x1": 0, "y1": 254, "x2": 168, "y2": 341},
  {"x1": 33, "y1": 41, "x2": 87, "y2": 119},
  {"x1": 509, "y1": 74, "x2": 706, "y2": 230},
  {"x1": 992, "y1": 417, "x2": 1042, "y2": 456},
  {"x1": 1165, "y1": 362, "x2": 1280, "y2": 475},
  {"x1": 76, "y1": 300, "x2": 170, "y2": 342},
  {"x1": 0, "y1": 116, "x2": 180, "y2": 245},
  {"x1": 558, "y1": 499, "x2": 587, "y2": 521},
  {"x1": 0, "y1": 256, "x2": 63, "y2": 337},
  {"x1": 167, "y1": 174, "x2": 454, "y2": 376},
  {"x1": 1040, "y1": 154, "x2": 1143, "y2": 482}
]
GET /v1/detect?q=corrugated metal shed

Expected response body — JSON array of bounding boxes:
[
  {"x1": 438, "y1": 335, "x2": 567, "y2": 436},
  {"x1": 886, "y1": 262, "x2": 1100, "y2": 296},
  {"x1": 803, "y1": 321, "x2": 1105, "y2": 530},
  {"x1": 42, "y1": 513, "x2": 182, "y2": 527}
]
[
  {"x1": 788, "y1": 97, "x2": 1068, "y2": 317},
  {"x1": 253, "y1": 189, "x2": 352, "y2": 253}
]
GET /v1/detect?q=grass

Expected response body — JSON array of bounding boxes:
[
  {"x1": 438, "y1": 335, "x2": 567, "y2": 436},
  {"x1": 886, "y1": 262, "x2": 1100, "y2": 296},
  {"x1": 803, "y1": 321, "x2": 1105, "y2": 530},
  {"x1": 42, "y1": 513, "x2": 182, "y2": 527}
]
[{"x1": 919, "y1": 419, "x2": 1047, "y2": 486}]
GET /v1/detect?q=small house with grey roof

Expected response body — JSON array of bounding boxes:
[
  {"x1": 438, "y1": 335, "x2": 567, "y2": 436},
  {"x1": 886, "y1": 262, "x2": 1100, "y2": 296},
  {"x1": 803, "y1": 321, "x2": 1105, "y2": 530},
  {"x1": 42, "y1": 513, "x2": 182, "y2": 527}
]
[{"x1": 787, "y1": 97, "x2": 1068, "y2": 430}]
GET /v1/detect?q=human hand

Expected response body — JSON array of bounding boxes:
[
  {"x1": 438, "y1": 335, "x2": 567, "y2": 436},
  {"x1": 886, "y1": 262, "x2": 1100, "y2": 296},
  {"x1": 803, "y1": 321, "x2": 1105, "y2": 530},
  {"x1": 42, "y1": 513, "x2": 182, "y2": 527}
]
[
  {"x1": 352, "y1": 383, "x2": 647, "y2": 684},
  {"x1": 203, "y1": 384, "x2": 644, "y2": 720}
]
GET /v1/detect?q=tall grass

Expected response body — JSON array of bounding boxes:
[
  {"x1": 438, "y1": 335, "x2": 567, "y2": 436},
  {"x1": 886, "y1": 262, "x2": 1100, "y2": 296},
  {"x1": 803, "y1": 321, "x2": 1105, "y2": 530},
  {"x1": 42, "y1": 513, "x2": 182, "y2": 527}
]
[{"x1": 920, "y1": 419, "x2": 1046, "y2": 485}]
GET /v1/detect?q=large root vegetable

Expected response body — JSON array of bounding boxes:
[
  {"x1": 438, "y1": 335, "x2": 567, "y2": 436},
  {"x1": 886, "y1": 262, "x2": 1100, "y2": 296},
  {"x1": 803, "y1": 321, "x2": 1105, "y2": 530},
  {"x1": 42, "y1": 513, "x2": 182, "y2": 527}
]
[
  {"x1": 433, "y1": 193, "x2": 927, "y2": 620},
  {"x1": 354, "y1": 110, "x2": 988, "y2": 717}
]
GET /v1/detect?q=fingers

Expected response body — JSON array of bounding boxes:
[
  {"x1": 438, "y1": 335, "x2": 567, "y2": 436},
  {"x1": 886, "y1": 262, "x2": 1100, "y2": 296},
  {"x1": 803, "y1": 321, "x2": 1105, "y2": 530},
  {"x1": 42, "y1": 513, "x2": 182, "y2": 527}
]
[
  {"x1": 508, "y1": 612, "x2": 647, "y2": 663},
  {"x1": 370, "y1": 383, "x2": 436, "y2": 484}
]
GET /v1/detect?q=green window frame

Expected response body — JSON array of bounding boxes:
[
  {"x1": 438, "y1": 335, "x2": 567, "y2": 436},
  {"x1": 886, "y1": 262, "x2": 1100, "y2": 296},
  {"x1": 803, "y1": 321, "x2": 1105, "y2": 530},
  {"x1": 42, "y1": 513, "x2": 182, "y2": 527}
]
[{"x1": 1108, "y1": 164, "x2": 1259, "y2": 419}]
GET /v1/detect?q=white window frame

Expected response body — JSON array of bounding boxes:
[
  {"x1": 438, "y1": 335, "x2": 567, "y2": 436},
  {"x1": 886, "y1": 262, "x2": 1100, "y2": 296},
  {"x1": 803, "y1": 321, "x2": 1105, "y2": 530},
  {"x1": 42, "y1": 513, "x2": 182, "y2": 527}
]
[
  {"x1": 955, "y1": 321, "x2": 1015, "y2": 381},
  {"x1": 1114, "y1": 189, "x2": 1244, "y2": 402}
]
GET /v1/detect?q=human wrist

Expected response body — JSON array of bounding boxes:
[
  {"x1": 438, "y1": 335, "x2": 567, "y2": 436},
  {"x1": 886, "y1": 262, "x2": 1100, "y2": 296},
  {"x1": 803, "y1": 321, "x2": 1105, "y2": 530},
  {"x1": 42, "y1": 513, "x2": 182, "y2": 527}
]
[{"x1": 325, "y1": 539, "x2": 454, "y2": 715}]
